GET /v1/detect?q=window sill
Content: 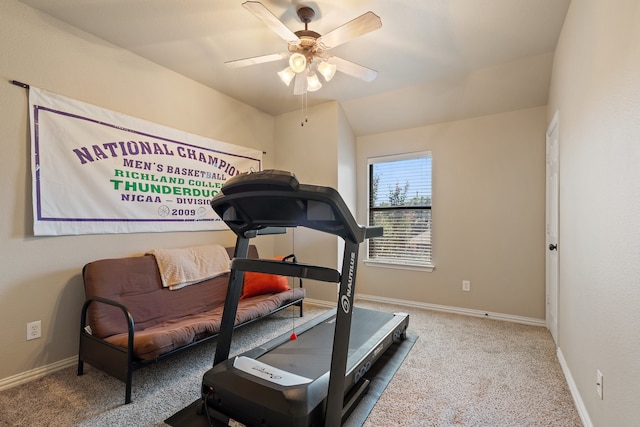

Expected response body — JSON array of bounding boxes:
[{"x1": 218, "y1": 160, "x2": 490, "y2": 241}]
[{"x1": 363, "y1": 260, "x2": 434, "y2": 272}]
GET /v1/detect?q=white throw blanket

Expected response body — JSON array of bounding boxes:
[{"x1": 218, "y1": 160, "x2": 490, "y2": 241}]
[{"x1": 147, "y1": 244, "x2": 231, "y2": 290}]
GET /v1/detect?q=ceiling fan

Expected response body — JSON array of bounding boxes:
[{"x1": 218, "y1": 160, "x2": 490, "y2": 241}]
[{"x1": 225, "y1": 1, "x2": 382, "y2": 95}]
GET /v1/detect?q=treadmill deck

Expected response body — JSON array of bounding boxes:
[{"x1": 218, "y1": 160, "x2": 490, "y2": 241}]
[
  {"x1": 201, "y1": 307, "x2": 408, "y2": 426},
  {"x1": 258, "y1": 307, "x2": 397, "y2": 380}
]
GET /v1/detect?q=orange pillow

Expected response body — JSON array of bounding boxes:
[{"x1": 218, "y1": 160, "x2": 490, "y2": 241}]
[{"x1": 241, "y1": 256, "x2": 291, "y2": 299}]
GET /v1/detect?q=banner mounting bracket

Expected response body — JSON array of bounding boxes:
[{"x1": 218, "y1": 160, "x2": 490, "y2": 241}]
[{"x1": 10, "y1": 80, "x2": 30, "y2": 89}]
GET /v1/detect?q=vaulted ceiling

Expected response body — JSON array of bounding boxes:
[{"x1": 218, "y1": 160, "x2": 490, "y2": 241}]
[{"x1": 19, "y1": 0, "x2": 571, "y2": 135}]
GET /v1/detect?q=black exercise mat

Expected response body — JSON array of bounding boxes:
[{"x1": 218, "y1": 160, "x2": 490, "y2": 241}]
[
  {"x1": 343, "y1": 333, "x2": 418, "y2": 427},
  {"x1": 165, "y1": 333, "x2": 417, "y2": 427}
]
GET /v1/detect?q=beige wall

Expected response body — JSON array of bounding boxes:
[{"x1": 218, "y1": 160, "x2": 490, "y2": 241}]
[
  {"x1": 0, "y1": 0, "x2": 274, "y2": 380},
  {"x1": 548, "y1": 0, "x2": 640, "y2": 425},
  {"x1": 337, "y1": 104, "x2": 357, "y2": 214},
  {"x1": 356, "y1": 107, "x2": 547, "y2": 320},
  {"x1": 275, "y1": 102, "x2": 355, "y2": 301},
  {"x1": 336, "y1": 105, "x2": 357, "y2": 269}
]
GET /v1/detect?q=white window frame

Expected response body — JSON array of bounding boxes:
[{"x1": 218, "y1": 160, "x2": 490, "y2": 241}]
[{"x1": 365, "y1": 151, "x2": 434, "y2": 272}]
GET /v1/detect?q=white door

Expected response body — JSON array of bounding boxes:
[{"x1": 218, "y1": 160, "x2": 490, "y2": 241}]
[{"x1": 546, "y1": 112, "x2": 560, "y2": 344}]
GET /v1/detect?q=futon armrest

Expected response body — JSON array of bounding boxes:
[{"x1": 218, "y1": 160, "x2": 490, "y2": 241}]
[
  {"x1": 80, "y1": 296, "x2": 135, "y2": 350},
  {"x1": 78, "y1": 296, "x2": 137, "y2": 404}
]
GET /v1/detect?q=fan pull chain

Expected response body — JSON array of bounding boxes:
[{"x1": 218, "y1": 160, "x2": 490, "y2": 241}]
[{"x1": 300, "y1": 91, "x2": 309, "y2": 126}]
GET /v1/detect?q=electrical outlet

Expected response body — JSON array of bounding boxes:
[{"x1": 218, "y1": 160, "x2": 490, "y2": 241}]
[
  {"x1": 27, "y1": 320, "x2": 41, "y2": 341},
  {"x1": 462, "y1": 280, "x2": 471, "y2": 292},
  {"x1": 596, "y1": 369, "x2": 603, "y2": 399}
]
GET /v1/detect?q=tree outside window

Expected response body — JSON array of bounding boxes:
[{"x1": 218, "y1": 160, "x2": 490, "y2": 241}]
[{"x1": 368, "y1": 152, "x2": 432, "y2": 267}]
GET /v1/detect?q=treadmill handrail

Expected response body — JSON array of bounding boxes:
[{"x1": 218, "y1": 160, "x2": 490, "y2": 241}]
[
  {"x1": 364, "y1": 226, "x2": 383, "y2": 239},
  {"x1": 231, "y1": 258, "x2": 341, "y2": 283}
]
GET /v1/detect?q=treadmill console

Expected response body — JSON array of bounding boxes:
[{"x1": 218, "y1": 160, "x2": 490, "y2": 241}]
[
  {"x1": 221, "y1": 169, "x2": 299, "y2": 194},
  {"x1": 211, "y1": 169, "x2": 380, "y2": 243}
]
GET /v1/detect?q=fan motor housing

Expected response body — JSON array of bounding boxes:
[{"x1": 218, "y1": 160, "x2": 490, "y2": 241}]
[
  {"x1": 291, "y1": 6, "x2": 322, "y2": 56},
  {"x1": 290, "y1": 31, "x2": 323, "y2": 57}
]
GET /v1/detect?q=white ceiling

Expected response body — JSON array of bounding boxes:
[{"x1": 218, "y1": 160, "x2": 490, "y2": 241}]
[{"x1": 19, "y1": 0, "x2": 571, "y2": 135}]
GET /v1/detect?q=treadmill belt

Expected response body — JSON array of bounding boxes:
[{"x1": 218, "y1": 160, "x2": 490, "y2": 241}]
[{"x1": 257, "y1": 308, "x2": 395, "y2": 380}]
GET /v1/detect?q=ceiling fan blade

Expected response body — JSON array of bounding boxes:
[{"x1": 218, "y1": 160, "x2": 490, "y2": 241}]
[
  {"x1": 329, "y1": 56, "x2": 378, "y2": 82},
  {"x1": 317, "y1": 11, "x2": 382, "y2": 50},
  {"x1": 225, "y1": 53, "x2": 287, "y2": 68},
  {"x1": 242, "y1": 1, "x2": 300, "y2": 45},
  {"x1": 293, "y1": 72, "x2": 307, "y2": 95}
]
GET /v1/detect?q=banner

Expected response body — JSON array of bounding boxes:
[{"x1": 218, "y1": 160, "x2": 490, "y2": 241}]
[{"x1": 29, "y1": 87, "x2": 262, "y2": 236}]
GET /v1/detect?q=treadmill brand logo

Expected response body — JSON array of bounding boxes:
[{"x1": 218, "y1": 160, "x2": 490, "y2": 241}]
[
  {"x1": 340, "y1": 252, "x2": 356, "y2": 314},
  {"x1": 251, "y1": 365, "x2": 282, "y2": 380}
]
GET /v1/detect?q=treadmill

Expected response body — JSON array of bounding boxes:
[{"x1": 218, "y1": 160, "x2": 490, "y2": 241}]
[{"x1": 200, "y1": 170, "x2": 409, "y2": 427}]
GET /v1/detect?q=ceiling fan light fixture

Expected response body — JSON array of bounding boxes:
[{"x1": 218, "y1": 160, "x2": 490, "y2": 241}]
[
  {"x1": 317, "y1": 61, "x2": 337, "y2": 82},
  {"x1": 307, "y1": 71, "x2": 322, "y2": 92},
  {"x1": 289, "y1": 53, "x2": 307, "y2": 73},
  {"x1": 278, "y1": 66, "x2": 296, "y2": 86}
]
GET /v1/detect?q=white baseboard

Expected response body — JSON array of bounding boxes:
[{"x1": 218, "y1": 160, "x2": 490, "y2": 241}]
[
  {"x1": 0, "y1": 356, "x2": 76, "y2": 392},
  {"x1": 304, "y1": 298, "x2": 337, "y2": 308},
  {"x1": 354, "y1": 294, "x2": 546, "y2": 326},
  {"x1": 557, "y1": 347, "x2": 593, "y2": 427}
]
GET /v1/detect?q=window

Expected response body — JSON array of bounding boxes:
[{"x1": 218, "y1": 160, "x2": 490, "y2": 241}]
[{"x1": 367, "y1": 152, "x2": 432, "y2": 269}]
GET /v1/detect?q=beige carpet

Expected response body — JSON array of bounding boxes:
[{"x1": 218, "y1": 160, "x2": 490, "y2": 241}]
[
  {"x1": 360, "y1": 301, "x2": 582, "y2": 426},
  {"x1": 0, "y1": 301, "x2": 582, "y2": 426}
]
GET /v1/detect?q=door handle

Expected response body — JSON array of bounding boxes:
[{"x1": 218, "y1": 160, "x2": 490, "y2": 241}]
[{"x1": 549, "y1": 244, "x2": 557, "y2": 251}]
